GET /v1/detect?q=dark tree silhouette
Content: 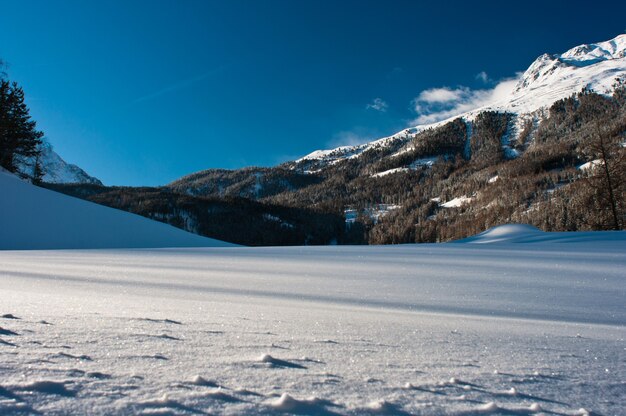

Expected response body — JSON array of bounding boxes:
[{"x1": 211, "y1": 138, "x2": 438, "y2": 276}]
[{"x1": 0, "y1": 79, "x2": 44, "y2": 173}]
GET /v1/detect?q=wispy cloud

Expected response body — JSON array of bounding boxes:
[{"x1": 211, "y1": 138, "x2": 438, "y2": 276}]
[
  {"x1": 386, "y1": 67, "x2": 403, "y2": 79},
  {"x1": 327, "y1": 130, "x2": 375, "y2": 148},
  {"x1": 410, "y1": 75, "x2": 521, "y2": 125},
  {"x1": 133, "y1": 65, "x2": 227, "y2": 104},
  {"x1": 475, "y1": 71, "x2": 491, "y2": 83},
  {"x1": 366, "y1": 97, "x2": 388, "y2": 112}
]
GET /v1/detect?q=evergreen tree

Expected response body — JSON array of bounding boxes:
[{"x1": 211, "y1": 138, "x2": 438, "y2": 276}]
[{"x1": 0, "y1": 79, "x2": 44, "y2": 173}]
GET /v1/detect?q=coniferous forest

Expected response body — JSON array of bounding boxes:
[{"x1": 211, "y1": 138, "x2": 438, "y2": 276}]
[
  {"x1": 1, "y1": 58, "x2": 624, "y2": 246},
  {"x1": 41, "y1": 85, "x2": 626, "y2": 245}
]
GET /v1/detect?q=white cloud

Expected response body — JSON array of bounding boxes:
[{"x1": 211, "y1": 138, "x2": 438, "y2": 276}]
[
  {"x1": 366, "y1": 98, "x2": 389, "y2": 112},
  {"x1": 410, "y1": 76, "x2": 520, "y2": 125},
  {"x1": 417, "y1": 87, "x2": 465, "y2": 104}
]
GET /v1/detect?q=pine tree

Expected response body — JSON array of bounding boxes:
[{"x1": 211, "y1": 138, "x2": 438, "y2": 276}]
[
  {"x1": 583, "y1": 123, "x2": 625, "y2": 230},
  {"x1": 32, "y1": 151, "x2": 44, "y2": 184},
  {"x1": 0, "y1": 79, "x2": 44, "y2": 173}
]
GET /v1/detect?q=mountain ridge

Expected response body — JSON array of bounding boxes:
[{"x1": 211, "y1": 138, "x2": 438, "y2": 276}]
[
  {"x1": 46, "y1": 34, "x2": 626, "y2": 245},
  {"x1": 16, "y1": 139, "x2": 102, "y2": 185},
  {"x1": 290, "y1": 34, "x2": 626, "y2": 170}
]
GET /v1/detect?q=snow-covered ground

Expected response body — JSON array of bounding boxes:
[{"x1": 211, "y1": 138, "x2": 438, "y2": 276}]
[{"x1": 1, "y1": 226, "x2": 624, "y2": 415}]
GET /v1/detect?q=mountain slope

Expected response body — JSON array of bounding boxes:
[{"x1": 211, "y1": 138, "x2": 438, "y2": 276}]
[
  {"x1": 0, "y1": 169, "x2": 231, "y2": 249},
  {"x1": 50, "y1": 35, "x2": 626, "y2": 246},
  {"x1": 16, "y1": 139, "x2": 102, "y2": 185},
  {"x1": 290, "y1": 34, "x2": 626, "y2": 170}
]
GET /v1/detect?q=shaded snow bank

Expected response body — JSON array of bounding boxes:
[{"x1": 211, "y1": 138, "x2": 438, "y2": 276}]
[
  {"x1": 0, "y1": 169, "x2": 233, "y2": 249},
  {"x1": 455, "y1": 224, "x2": 626, "y2": 244}
]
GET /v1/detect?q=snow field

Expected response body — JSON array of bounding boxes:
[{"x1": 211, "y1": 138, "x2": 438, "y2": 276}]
[{"x1": 0, "y1": 239, "x2": 624, "y2": 415}]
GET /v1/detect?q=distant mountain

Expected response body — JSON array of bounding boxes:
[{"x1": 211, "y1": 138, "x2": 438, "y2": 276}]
[
  {"x1": 49, "y1": 35, "x2": 626, "y2": 245},
  {"x1": 16, "y1": 139, "x2": 102, "y2": 185}
]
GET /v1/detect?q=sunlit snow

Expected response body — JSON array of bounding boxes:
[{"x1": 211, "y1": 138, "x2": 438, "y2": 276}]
[{"x1": 1, "y1": 226, "x2": 624, "y2": 414}]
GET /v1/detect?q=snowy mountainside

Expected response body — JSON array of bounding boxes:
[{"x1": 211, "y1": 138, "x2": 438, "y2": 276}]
[
  {"x1": 59, "y1": 34, "x2": 625, "y2": 246},
  {"x1": 292, "y1": 34, "x2": 626, "y2": 170},
  {"x1": 16, "y1": 139, "x2": 102, "y2": 185},
  {"x1": 0, "y1": 168, "x2": 231, "y2": 249}
]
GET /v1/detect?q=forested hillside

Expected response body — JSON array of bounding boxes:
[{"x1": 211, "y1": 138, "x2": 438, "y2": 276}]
[{"x1": 47, "y1": 87, "x2": 625, "y2": 245}]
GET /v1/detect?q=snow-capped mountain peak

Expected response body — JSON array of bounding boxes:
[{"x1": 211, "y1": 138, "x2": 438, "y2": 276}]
[
  {"x1": 513, "y1": 33, "x2": 626, "y2": 95},
  {"x1": 559, "y1": 34, "x2": 626, "y2": 64},
  {"x1": 16, "y1": 139, "x2": 102, "y2": 185},
  {"x1": 293, "y1": 34, "x2": 626, "y2": 168}
]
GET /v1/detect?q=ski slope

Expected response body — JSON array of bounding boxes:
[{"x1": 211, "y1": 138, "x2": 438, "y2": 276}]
[
  {"x1": 1, "y1": 230, "x2": 624, "y2": 415},
  {"x1": 0, "y1": 169, "x2": 230, "y2": 249}
]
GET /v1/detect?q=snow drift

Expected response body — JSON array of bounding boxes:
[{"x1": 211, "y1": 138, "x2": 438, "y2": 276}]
[
  {"x1": 455, "y1": 223, "x2": 626, "y2": 244},
  {"x1": 0, "y1": 169, "x2": 232, "y2": 249}
]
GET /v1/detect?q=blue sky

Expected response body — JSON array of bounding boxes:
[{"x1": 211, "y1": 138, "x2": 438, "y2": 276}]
[{"x1": 1, "y1": 0, "x2": 625, "y2": 186}]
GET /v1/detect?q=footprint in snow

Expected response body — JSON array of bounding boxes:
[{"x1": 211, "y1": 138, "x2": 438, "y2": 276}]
[
  {"x1": 271, "y1": 343, "x2": 290, "y2": 350},
  {"x1": 86, "y1": 372, "x2": 111, "y2": 380},
  {"x1": 151, "y1": 333, "x2": 182, "y2": 341},
  {"x1": 0, "y1": 327, "x2": 18, "y2": 336},
  {"x1": 190, "y1": 375, "x2": 220, "y2": 388},
  {"x1": 200, "y1": 389, "x2": 241, "y2": 403},
  {"x1": 365, "y1": 378, "x2": 384, "y2": 384},
  {"x1": 0, "y1": 385, "x2": 22, "y2": 401},
  {"x1": 403, "y1": 383, "x2": 447, "y2": 396},
  {"x1": 134, "y1": 393, "x2": 208, "y2": 415},
  {"x1": 257, "y1": 354, "x2": 307, "y2": 369},
  {"x1": 137, "y1": 318, "x2": 183, "y2": 325},
  {"x1": 133, "y1": 354, "x2": 168, "y2": 361},
  {"x1": 51, "y1": 352, "x2": 92, "y2": 361},
  {"x1": 363, "y1": 400, "x2": 412, "y2": 415},
  {"x1": 314, "y1": 339, "x2": 339, "y2": 344},
  {"x1": 66, "y1": 369, "x2": 86, "y2": 377},
  {"x1": 232, "y1": 388, "x2": 265, "y2": 397},
  {"x1": 134, "y1": 333, "x2": 183, "y2": 341},
  {"x1": 15, "y1": 380, "x2": 76, "y2": 397},
  {"x1": 269, "y1": 393, "x2": 342, "y2": 415},
  {"x1": 0, "y1": 338, "x2": 17, "y2": 347}
]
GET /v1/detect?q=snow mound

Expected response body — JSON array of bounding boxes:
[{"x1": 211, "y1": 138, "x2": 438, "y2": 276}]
[
  {"x1": 0, "y1": 169, "x2": 233, "y2": 250},
  {"x1": 455, "y1": 223, "x2": 626, "y2": 244},
  {"x1": 270, "y1": 393, "x2": 334, "y2": 413}
]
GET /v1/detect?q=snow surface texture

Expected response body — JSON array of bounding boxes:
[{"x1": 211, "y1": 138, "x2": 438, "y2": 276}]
[
  {"x1": 16, "y1": 140, "x2": 101, "y2": 185},
  {"x1": 0, "y1": 229, "x2": 624, "y2": 414},
  {"x1": 0, "y1": 169, "x2": 231, "y2": 249},
  {"x1": 296, "y1": 34, "x2": 626, "y2": 167}
]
